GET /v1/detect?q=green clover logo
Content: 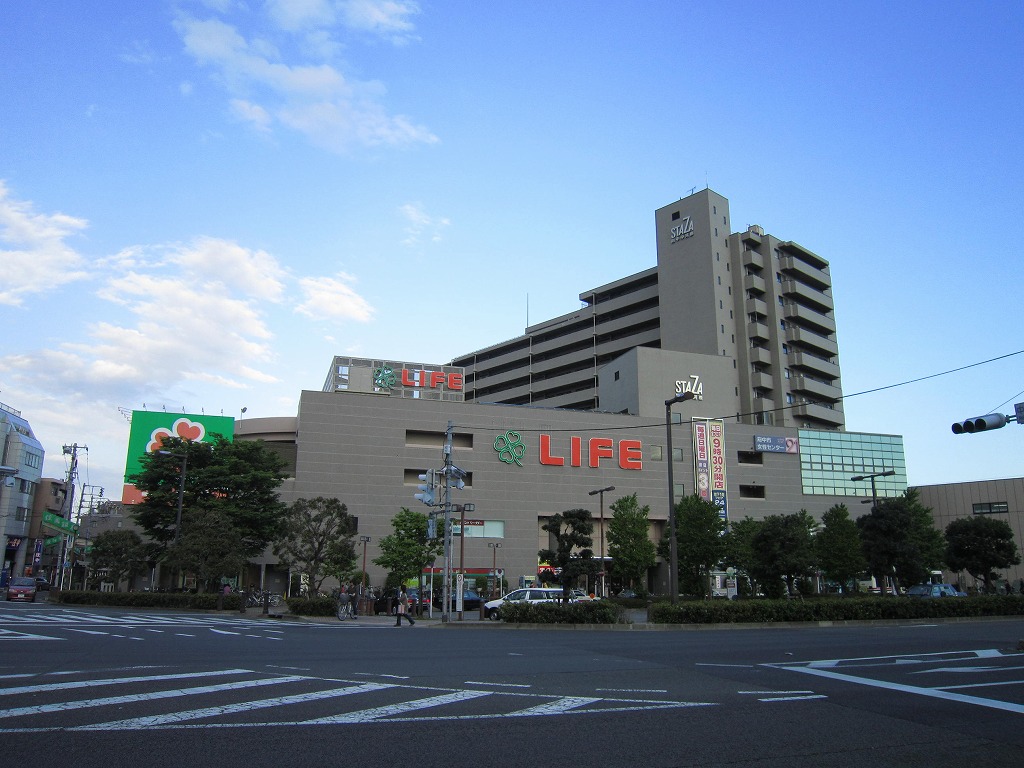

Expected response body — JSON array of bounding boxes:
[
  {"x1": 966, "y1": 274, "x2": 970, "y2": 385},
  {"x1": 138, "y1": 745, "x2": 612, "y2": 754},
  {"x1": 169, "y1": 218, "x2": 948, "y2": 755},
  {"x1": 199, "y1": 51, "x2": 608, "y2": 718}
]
[
  {"x1": 494, "y1": 430, "x2": 525, "y2": 467},
  {"x1": 373, "y1": 365, "x2": 397, "y2": 390}
]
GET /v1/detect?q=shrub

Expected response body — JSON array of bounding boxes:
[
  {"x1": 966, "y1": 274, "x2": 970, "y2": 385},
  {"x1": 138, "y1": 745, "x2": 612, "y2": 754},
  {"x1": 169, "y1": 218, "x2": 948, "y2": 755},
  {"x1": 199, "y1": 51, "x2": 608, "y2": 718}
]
[
  {"x1": 52, "y1": 590, "x2": 244, "y2": 611},
  {"x1": 283, "y1": 596, "x2": 337, "y2": 617},
  {"x1": 648, "y1": 595, "x2": 1024, "y2": 624},
  {"x1": 498, "y1": 600, "x2": 623, "y2": 624}
]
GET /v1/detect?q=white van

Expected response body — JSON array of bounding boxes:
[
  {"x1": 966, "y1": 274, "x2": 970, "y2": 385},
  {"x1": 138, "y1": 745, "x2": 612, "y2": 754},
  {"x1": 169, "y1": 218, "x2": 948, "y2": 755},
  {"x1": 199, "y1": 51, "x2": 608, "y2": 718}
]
[{"x1": 483, "y1": 587, "x2": 567, "y2": 620}]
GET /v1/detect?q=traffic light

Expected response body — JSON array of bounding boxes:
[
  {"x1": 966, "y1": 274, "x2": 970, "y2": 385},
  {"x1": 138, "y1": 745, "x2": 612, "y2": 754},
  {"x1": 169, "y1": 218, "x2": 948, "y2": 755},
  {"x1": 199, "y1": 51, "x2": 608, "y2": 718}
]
[
  {"x1": 414, "y1": 469, "x2": 436, "y2": 506},
  {"x1": 951, "y1": 413, "x2": 1007, "y2": 434}
]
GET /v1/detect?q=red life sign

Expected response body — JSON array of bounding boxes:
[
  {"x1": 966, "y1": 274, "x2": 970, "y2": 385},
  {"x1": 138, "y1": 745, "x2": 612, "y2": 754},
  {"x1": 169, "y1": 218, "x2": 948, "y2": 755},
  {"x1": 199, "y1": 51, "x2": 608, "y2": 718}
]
[
  {"x1": 400, "y1": 369, "x2": 463, "y2": 390},
  {"x1": 538, "y1": 434, "x2": 643, "y2": 470}
]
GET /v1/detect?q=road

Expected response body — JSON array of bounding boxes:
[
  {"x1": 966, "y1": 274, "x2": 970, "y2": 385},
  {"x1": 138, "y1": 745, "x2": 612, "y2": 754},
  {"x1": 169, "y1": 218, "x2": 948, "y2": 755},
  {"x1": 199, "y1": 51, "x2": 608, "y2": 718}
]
[{"x1": 1, "y1": 602, "x2": 1023, "y2": 767}]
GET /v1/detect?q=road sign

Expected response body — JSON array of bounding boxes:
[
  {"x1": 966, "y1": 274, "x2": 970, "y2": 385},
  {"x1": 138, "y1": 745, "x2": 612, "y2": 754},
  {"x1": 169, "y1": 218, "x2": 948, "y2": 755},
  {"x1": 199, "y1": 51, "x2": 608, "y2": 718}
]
[{"x1": 1015, "y1": 402, "x2": 1024, "y2": 425}]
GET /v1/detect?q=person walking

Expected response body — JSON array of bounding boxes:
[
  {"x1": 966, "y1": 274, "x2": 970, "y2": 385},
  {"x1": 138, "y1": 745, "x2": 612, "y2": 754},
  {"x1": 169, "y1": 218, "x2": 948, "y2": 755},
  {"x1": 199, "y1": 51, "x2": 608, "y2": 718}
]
[{"x1": 395, "y1": 585, "x2": 415, "y2": 626}]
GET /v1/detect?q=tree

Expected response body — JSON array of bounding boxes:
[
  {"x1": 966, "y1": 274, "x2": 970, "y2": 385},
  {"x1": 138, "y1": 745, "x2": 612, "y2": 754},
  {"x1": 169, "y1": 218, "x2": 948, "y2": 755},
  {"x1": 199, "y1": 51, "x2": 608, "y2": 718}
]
[
  {"x1": 606, "y1": 494, "x2": 656, "y2": 594},
  {"x1": 128, "y1": 435, "x2": 288, "y2": 560},
  {"x1": 722, "y1": 517, "x2": 762, "y2": 597},
  {"x1": 373, "y1": 508, "x2": 442, "y2": 594},
  {"x1": 274, "y1": 497, "x2": 358, "y2": 594},
  {"x1": 750, "y1": 511, "x2": 817, "y2": 598},
  {"x1": 658, "y1": 495, "x2": 726, "y2": 598},
  {"x1": 857, "y1": 489, "x2": 945, "y2": 592},
  {"x1": 816, "y1": 504, "x2": 867, "y2": 594},
  {"x1": 89, "y1": 530, "x2": 148, "y2": 592},
  {"x1": 539, "y1": 508, "x2": 597, "y2": 600},
  {"x1": 162, "y1": 507, "x2": 250, "y2": 592},
  {"x1": 945, "y1": 516, "x2": 1021, "y2": 593}
]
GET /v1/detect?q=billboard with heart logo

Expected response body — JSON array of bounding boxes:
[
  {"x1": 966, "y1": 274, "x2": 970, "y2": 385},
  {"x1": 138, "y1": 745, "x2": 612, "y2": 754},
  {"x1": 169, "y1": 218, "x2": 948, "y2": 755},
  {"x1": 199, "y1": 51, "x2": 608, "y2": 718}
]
[{"x1": 121, "y1": 410, "x2": 235, "y2": 504}]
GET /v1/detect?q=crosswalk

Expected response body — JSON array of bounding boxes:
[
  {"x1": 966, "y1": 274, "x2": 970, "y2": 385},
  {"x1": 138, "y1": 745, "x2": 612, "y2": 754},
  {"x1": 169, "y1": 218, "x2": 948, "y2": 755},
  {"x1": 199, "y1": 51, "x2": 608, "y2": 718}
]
[{"x1": 0, "y1": 667, "x2": 715, "y2": 732}]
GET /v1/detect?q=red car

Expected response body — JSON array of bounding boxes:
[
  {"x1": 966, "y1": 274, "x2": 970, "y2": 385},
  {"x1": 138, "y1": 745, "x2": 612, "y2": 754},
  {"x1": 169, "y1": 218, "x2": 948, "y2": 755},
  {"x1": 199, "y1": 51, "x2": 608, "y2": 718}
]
[{"x1": 5, "y1": 576, "x2": 37, "y2": 602}]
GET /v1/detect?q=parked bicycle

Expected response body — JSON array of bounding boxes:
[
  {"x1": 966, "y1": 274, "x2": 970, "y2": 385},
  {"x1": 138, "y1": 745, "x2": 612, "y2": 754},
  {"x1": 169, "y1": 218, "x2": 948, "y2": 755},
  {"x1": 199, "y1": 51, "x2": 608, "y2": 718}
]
[{"x1": 247, "y1": 589, "x2": 282, "y2": 608}]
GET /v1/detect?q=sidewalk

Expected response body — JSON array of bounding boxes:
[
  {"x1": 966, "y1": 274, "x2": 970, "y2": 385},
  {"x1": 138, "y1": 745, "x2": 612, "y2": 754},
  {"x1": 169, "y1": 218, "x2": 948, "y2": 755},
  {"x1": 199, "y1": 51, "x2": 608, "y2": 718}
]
[{"x1": 238, "y1": 604, "x2": 484, "y2": 626}]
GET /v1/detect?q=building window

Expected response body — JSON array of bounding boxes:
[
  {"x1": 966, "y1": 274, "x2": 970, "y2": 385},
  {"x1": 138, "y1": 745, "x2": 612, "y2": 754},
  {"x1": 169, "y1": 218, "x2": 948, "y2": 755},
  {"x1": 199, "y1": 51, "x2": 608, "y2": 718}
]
[
  {"x1": 739, "y1": 485, "x2": 766, "y2": 499},
  {"x1": 15, "y1": 507, "x2": 29, "y2": 522},
  {"x1": 672, "y1": 448, "x2": 683, "y2": 462},
  {"x1": 972, "y1": 502, "x2": 1009, "y2": 515},
  {"x1": 613, "y1": 370, "x2": 620, "y2": 381},
  {"x1": 737, "y1": 451, "x2": 763, "y2": 465},
  {"x1": 23, "y1": 451, "x2": 42, "y2": 469},
  {"x1": 672, "y1": 211, "x2": 680, "y2": 220},
  {"x1": 651, "y1": 445, "x2": 664, "y2": 461}
]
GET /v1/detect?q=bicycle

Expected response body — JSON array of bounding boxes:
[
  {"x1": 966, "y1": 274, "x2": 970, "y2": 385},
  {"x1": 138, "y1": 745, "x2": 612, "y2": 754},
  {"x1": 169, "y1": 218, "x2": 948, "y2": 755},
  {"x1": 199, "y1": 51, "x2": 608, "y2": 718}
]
[
  {"x1": 247, "y1": 590, "x2": 282, "y2": 608},
  {"x1": 336, "y1": 595, "x2": 354, "y2": 621}
]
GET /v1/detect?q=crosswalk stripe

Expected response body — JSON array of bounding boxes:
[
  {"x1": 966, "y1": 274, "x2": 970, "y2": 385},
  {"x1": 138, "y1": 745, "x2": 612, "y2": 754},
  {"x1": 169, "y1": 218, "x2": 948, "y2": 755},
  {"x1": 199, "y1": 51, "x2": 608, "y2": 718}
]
[
  {"x1": 0, "y1": 669, "x2": 253, "y2": 697},
  {"x1": 0, "y1": 675, "x2": 307, "y2": 720},
  {"x1": 300, "y1": 690, "x2": 493, "y2": 724},
  {"x1": 79, "y1": 682, "x2": 396, "y2": 730}
]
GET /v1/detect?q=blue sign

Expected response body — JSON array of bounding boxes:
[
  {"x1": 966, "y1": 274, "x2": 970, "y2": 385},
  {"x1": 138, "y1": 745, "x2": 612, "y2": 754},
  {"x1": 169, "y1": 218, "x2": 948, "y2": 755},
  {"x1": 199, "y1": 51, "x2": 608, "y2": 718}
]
[{"x1": 753, "y1": 435, "x2": 799, "y2": 454}]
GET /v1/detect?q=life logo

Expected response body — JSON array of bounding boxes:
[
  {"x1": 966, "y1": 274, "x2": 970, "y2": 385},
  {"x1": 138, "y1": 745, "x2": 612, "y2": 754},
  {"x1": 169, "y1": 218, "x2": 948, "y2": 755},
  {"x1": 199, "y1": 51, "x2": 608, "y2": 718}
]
[
  {"x1": 670, "y1": 216, "x2": 694, "y2": 243},
  {"x1": 146, "y1": 418, "x2": 207, "y2": 452}
]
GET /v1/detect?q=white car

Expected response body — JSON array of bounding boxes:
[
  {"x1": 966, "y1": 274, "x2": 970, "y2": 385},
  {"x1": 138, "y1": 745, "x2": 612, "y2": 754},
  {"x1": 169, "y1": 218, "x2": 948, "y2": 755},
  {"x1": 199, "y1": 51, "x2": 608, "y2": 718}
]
[{"x1": 484, "y1": 587, "x2": 567, "y2": 620}]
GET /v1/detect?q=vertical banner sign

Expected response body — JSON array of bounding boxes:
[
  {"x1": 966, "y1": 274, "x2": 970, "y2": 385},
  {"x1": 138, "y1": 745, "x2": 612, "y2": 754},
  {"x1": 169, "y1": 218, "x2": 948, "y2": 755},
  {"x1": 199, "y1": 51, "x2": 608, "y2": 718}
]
[
  {"x1": 708, "y1": 420, "x2": 728, "y2": 521},
  {"x1": 693, "y1": 421, "x2": 711, "y2": 502},
  {"x1": 694, "y1": 420, "x2": 728, "y2": 521}
]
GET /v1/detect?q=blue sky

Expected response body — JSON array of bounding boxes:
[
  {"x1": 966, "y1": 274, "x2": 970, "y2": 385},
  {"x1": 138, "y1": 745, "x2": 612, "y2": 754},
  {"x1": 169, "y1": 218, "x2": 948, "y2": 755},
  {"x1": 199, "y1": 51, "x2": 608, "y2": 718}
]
[{"x1": 2, "y1": 1, "x2": 1022, "y2": 501}]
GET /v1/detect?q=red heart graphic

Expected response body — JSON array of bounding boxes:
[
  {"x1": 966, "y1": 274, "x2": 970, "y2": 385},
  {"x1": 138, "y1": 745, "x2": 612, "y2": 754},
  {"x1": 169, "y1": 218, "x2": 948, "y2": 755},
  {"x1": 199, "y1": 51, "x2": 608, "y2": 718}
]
[
  {"x1": 147, "y1": 429, "x2": 173, "y2": 453},
  {"x1": 175, "y1": 420, "x2": 204, "y2": 441}
]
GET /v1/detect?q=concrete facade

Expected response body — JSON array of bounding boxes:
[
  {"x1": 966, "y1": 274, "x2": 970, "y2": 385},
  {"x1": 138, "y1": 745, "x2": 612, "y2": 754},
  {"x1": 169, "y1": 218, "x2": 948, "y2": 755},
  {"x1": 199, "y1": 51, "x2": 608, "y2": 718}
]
[
  {"x1": 0, "y1": 402, "x2": 45, "y2": 584},
  {"x1": 918, "y1": 477, "x2": 1024, "y2": 589},
  {"x1": 238, "y1": 384, "x2": 904, "y2": 593},
  {"x1": 452, "y1": 188, "x2": 843, "y2": 431}
]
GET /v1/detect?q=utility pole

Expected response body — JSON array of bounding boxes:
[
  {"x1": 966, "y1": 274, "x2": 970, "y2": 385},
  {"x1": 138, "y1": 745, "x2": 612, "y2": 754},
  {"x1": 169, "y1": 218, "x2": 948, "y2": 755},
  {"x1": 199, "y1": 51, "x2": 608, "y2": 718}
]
[
  {"x1": 57, "y1": 444, "x2": 85, "y2": 590},
  {"x1": 441, "y1": 421, "x2": 453, "y2": 623}
]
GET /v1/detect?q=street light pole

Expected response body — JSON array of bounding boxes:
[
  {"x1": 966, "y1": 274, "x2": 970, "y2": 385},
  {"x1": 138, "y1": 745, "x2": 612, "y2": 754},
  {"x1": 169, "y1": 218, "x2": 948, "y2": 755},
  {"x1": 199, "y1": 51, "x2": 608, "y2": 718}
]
[
  {"x1": 588, "y1": 485, "x2": 615, "y2": 597},
  {"x1": 488, "y1": 542, "x2": 502, "y2": 597},
  {"x1": 665, "y1": 391, "x2": 695, "y2": 605},
  {"x1": 455, "y1": 503, "x2": 476, "y2": 620},
  {"x1": 851, "y1": 469, "x2": 896, "y2": 594},
  {"x1": 359, "y1": 535, "x2": 370, "y2": 615}
]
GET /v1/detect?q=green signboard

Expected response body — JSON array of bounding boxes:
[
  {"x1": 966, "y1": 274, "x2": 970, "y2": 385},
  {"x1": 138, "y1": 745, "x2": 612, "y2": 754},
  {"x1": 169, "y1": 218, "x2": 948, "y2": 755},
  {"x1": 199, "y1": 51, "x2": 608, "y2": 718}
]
[
  {"x1": 122, "y1": 410, "x2": 235, "y2": 503},
  {"x1": 42, "y1": 511, "x2": 79, "y2": 535},
  {"x1": 43, "y1": 535, "x2": 63, "y2": 547}
]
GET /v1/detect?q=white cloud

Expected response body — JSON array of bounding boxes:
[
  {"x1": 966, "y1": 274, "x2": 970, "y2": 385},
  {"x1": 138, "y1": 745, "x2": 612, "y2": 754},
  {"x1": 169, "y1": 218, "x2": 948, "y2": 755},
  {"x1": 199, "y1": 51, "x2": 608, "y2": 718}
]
[
  {"x1": 0, "y1": 181, "x2": 89, "y2": 306},
  {"x1": 176, "y1": 236, "x2": 287, "y2": 301},
  {"x1": 340, "y1": 0, "x2": 420, "y2": 43},
  {"x1": 296, "y1": 272, "x2": 375, "y2": 321},
  {"x1": 400, "y1": 202, "x2": 450, "y2": 247},
  {"x1": 174, "y1": 7, "x2": 436, "y2": 151}
]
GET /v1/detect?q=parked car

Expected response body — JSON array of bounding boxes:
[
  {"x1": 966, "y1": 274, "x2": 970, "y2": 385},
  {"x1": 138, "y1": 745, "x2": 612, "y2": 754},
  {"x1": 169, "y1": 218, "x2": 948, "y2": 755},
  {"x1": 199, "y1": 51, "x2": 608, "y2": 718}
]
[
  {"x1": 484, "y1": 587, "x2": 567, "y2": 620},
  {"x1": 5, "y1": 576, "x2": 38, "y2": 602},
  {"x1": 34, "y1": 577, "x2": 51, "y2": 592},
  {"x1": 432, "y1": 589, "x2": 482, "y2": 611},
  {"x1": 905, "y1": 583, "x2": 966, "y2": 598}
]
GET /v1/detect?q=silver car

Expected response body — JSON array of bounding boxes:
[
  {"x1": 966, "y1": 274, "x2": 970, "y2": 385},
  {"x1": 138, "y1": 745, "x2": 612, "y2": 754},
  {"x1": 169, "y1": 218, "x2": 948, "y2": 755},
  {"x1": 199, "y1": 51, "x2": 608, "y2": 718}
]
[{"x1": 483, "y1": 587, "x2": 568, "y2": 620}]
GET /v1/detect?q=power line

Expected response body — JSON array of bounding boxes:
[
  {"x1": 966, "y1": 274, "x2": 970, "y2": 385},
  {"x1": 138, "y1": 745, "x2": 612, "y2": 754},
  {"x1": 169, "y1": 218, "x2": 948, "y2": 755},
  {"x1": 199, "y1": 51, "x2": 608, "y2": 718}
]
[{"x1": 450, "y1": 348, "x2": 1024, "y2": 435}]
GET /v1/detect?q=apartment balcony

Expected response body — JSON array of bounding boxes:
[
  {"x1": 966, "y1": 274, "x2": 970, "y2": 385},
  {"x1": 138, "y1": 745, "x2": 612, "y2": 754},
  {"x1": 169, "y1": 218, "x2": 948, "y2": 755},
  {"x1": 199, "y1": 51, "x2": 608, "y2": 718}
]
[
  {"x1": 790, "y1": 376, "x2": 842, "y2": 402},
  {"x1": 751, "y1": 396, "x2": 777, "y2": 419},
  {"x1": 750, "y1": 371, "x2": 774, "y2": 391},
  {"x1": 742, "y1": 249, "x2": 764, "y2": 269},
  {"x1": 743, "y1": 272, "x2": 767, "y2": 295},
  {"x1": 747, "y1": 321, "x2": 771, "y2": 342},
  {"x1": 792, "y1": 401, "x2": 845, "y2": 427},
  {"x1": 779, "y1": 240, "x2": 829, "y2": 270},
  {"x1": 785, "y1": 326, "x2": 838, "y2": 357},
  {"x1": 745, "y1": 297, "x2": 768, "y2": 317},
  {"x1": 741, "y1": 226, "x2": 763, "y2": 246},
  {"x1": 780, "y1": 279, "x2": 834, "y2": 313},
  {"x1": 748, "y1": 346, "x2": 773, "y2": 366},
  {"x1": 784, "y1": 304, "x2": 837, "y2": 335},
  {"x1": 779, "y1": 255, "x2": 831, "y2": 291},
  {"x1": 790, "y1": 351, "x2": 840, "y2": 379},
  {"x1": 530, "y1": 325, "x2": 595, "y2": 357}
]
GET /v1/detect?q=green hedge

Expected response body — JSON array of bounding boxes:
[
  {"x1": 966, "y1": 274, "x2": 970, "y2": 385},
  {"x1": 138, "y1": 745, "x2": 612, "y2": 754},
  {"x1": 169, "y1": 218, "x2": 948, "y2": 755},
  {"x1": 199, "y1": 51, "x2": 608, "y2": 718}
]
[
  {"x1": 648, "y1": 595, "x2": 1024, "y2": 624},
  {"x1": 52, "y1": 590, "x2": 244, "y2": 612},
  {"x1": 282, "y1": 596, "x2": 337, "y2": 617},
  {"x1": 497, "y1": 600, "x2": 624, "y2": 624}
]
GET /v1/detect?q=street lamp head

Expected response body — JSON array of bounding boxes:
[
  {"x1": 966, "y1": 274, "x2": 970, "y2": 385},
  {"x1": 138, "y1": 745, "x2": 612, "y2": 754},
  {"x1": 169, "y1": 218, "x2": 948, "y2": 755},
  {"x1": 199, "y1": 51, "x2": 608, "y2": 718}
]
[
  {"x1": 588, "y1": 485, "x2": 615, "y2": 496},
  {"x1": 666, "y1": 391, "x2": 696, "y2": 407}
]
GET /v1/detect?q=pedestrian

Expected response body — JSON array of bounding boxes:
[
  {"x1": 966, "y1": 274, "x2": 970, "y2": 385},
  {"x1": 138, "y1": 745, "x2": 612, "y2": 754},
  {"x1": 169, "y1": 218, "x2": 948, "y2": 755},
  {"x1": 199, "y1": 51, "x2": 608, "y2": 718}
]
[{"x1": 395, "y1": 585, "x2": 415, "y2": 626}]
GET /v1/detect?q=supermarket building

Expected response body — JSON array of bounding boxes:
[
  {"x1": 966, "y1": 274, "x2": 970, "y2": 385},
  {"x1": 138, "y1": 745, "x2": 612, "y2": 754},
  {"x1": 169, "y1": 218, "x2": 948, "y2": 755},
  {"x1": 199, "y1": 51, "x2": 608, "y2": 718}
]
[{"x1": 235, "y1": 188, "x2": 907, "y2": 593}]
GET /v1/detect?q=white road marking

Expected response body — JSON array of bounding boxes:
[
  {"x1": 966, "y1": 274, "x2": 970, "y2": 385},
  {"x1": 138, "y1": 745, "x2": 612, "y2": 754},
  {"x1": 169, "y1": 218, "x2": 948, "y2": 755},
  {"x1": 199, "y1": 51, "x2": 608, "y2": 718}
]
[
  {"x1": 0, "y1": 669, "x2": 253, "y2": 696},
  {"x1": 464, "y1": 681, "x2": 531, "y2": 688},
  {"x1": 79, "y1": 682, "x2": 395, "y2": 730},
  {"x1": 301, "y1": 690, "x2": 493, "y2": 724}
]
